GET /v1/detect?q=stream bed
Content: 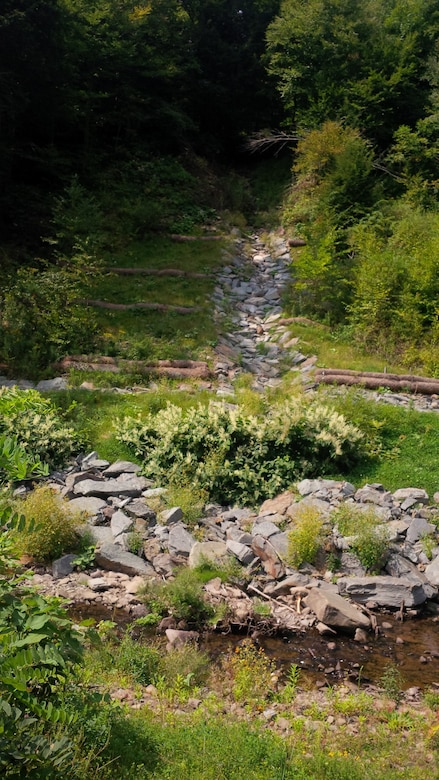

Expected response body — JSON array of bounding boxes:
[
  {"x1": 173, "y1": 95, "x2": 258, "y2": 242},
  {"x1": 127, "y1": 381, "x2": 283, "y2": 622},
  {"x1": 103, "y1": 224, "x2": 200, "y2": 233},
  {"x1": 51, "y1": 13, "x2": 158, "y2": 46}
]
[{"x1": 72, "y1": 604, "x2": 439, "y2": 690}]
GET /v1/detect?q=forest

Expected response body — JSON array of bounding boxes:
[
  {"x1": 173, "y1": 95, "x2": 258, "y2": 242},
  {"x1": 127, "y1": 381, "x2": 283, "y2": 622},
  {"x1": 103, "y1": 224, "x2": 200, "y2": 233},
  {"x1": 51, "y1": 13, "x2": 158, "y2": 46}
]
[{"x1": 2, "y1": 0, "x2": 439, "y2": 375}]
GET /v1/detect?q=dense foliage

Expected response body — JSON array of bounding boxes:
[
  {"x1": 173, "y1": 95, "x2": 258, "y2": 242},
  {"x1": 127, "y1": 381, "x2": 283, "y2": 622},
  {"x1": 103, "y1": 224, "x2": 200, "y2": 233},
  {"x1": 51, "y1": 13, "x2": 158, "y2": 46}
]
[
  {"x1": 0, "y1": 388, "x2": 81, "y2": 469},
  {"x1": 116, "y1": 399, "x2": 364, "y2": 505}
]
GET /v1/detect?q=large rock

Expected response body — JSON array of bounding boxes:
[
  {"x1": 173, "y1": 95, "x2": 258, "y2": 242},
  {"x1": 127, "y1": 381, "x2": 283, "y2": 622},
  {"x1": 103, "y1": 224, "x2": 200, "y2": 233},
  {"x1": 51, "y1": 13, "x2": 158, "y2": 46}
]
[
  {"x1": 167, "y1": 524, "x2": 196, "y2": 557},
  {"x1": 251, "y1": 520, "x2": 280, "y2": 539},
  {"x1": 226, "y1": 540, "x2": 255, "y2": 566},
  {"x1": 188, "y1": 541, "x2": 229, "y2": 569},
  {"x1": 286, "y1": 497, "x2": 331, "y2": 520},
  {"x1": 425, "y1": 556, "x2": 439, "y2": 587},
  {"x1": 73, "y1": 477, "x2": 148, "y2": 498},
  {"x1": 251, "y1": 535, "x2": 285, "y2": 579},
  {"x1": 103, "y1": 460, "x2": 142, "y2": 477},
  {"x1": 67, "y1": 496, "x2": 108, "y2": 516},
  {"x1": 305, "y1": 588, "x2": 370, "y2": 632},
  {"x1": 385, "y1": 553, "x2": 437, "y2": 600},
  {"x1": 405, "y1": 516, "x2": 436, "y2": 544},
  {"x1": 95, "y1": 544, "x2": 155, "y2": 576},
  {"x1": 338, "y1": 575, "x2": 428, "y2": 608},
  {"x1": 258, "y1": 491, "x2": 295, "y2": 516},
  {"x1": 393, "y1": 487, "x2": 429, "y2": 504},
  {"x1": 111, "y1": 510, "x2": 134, "y2": 538}
]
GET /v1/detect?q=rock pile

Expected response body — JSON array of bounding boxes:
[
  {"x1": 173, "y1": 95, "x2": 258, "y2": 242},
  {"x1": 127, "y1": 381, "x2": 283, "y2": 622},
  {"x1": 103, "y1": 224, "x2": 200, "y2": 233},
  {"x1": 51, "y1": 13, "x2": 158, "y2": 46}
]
[
  {"x1": 28, "y1": 454, "x2": 439, "y2": 638},
  {"x1": 212, "y1": 233, "x2": 316, "y2": 393}
]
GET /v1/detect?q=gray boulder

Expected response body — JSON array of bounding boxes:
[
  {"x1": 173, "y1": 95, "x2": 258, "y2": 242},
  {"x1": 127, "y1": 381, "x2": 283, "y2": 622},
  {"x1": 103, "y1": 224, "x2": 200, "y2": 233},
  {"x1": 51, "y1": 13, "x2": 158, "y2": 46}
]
[
  {"x1": 95, "y1": 544, "x2": 155, "y2": 576},
  {"x1": 168, "y1": 524, "x2": 196, "y2": 556},
  {"x1": 188, "y1": 541, "x2": 228, "y2": 569},
  {"x1": 74, "y1": 477, "x2": 148, "y2": 498},
  {"x1": 338, "y1": 575, "x2": 428, "y2": 608},
  {"x1": 305, "y1": 588, "x2": 370, "y2": 632},
  {"x1": 226, "y1": 540, "x2": 255, "y2": 566}
]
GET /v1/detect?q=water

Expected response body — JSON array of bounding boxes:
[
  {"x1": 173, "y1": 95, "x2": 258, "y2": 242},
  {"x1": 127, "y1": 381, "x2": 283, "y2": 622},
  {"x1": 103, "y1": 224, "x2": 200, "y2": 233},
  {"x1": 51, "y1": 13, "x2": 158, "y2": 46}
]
[{"x1": 72, "y1": 604, "x2": 439, "y2": 689}]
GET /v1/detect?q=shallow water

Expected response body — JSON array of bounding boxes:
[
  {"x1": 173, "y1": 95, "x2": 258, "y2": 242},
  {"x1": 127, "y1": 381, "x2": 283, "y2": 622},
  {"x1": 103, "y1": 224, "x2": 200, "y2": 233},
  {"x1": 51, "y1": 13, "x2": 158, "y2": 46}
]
[{"x1": 72, "y1": 604, "x2": 439, "y2": 689}]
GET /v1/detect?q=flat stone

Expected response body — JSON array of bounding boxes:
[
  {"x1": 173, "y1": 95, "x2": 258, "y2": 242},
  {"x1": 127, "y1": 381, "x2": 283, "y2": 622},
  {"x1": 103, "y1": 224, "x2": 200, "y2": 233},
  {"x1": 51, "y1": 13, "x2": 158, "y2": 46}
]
[
  {"x1": 85, "y1": 526, "x2": 114, "y2": 546},
  {"x1": 354, "y1": 486, "x2": 392, "y2": 505},
  {"x1": 338, "y1": 576, "x2": 428, "y2": 608},
  {"x1": 103, "y1": 460, "x2": 142, "y2": 477},
  {"x1": 258, "y1": 491, "x2": 295, "y2": 516},
  {"x1": 226, "y1": 540, "x2": 255, "y2": 566},
  {"x1": 36, "y1": 377, "x2": 68, "y2": 391},
  {"x1": 74, "y1": 477, "x2": 148, "y2": 498},
  {"x1": 251, "y1": 520, "x2": 280, "y2": 539},
  {"x1": 52, "y1": 554, "x2": 76, "y2": 579},
  {"x1": 95, "y1": 544, "x2": 154, "y2": 576},
  {"x1": 143, "y1": 487, "x2": 167, "y2": 498},
  {"x1": 111, "y1": 510, "x2": 134, "y2": 538},
  {"x1": 251, "y1": 535, "x2": 285, "y2": 579},
  {"x1": 305, "y1": 588, "x2": 370, "y2": 632},
  {"x1": 425, "y1": 556, "x2": 439, "y2": 587},
  {"x1": 160, "y1": 507, "x2": 183, "y2": 525},
  {"x1": 393, "y1": 488, "x2": 429, "y2": 504},
  {"x1": 406, "y1": 517, "x2": 436, "y2": 544},
  {"x1": 269, "y1": 532, "x2": 289, "y2": 560},
  {"x1": 188, "y1": 541, "x2": 228, "y2": 569},
  {"x1": 265, "y1": 573, "x2": 310, "y2": 597},
  {"x1": 124, "y1": 500, "x2": 157, "y2": 522},
  {"x1": 167, "y1": 524, "x2": 196, "y2": 556},
  {"x1": 287, "y1": 497, "x2": 331, "y2": 520},
  {"x1": 67, "y1": 496, "x2": 108, "y2": 516}
]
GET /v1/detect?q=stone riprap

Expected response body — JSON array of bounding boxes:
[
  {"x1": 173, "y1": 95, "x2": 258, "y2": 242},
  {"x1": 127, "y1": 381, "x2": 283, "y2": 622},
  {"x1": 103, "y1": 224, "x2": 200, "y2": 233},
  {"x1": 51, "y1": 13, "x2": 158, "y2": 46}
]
[{"x1": 26, "y1": 456, "x2": 439, "y2": 636}]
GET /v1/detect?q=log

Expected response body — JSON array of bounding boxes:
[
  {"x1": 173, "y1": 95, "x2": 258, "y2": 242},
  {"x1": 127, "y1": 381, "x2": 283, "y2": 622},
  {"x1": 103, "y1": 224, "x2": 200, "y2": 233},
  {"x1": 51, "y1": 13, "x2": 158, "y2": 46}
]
[
  {"x1": 54, "y1": 356, "x2": 212, "y2": 379},
  {"x1": 82, "y1": 299, "x2": 200, "y2": 314},
  {"x1": 315, "y1": 368, "x2": 436, "y2": 383},
  {"x1": 169, "y1": 234, "x2": 223, "y2": 242},
  {"x1": 315, "y1": 368, "x2": 439, "y2": 395},
  {"x1": 288, "y1": 237, "x2": 307, "y2": 247},
  {"x1": 104, "y1": 267, "x2": 212, "y2": 278}
]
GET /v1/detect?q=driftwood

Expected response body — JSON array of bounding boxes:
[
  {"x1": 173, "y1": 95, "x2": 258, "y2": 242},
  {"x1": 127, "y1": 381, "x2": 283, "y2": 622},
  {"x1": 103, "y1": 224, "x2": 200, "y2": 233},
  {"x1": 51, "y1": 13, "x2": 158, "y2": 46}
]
[
  {"x1": 104, "y1": 267, "x2": 213, "y2": 278},
  {"x1": 288, "y1": 237, "x2": 307, "y2": 247},
  {"x1": 169, "y1": 234, "x2": 223, "y2": 242},
  {"x1": 55, "y1": 356, "x2": 212, "y2": 379},
  {"x1": 315, "y1": 368, "x2": 439, "y2": 395},
  {"x1": 82, "y1": 299, "x2": 200, "y2": 314}
]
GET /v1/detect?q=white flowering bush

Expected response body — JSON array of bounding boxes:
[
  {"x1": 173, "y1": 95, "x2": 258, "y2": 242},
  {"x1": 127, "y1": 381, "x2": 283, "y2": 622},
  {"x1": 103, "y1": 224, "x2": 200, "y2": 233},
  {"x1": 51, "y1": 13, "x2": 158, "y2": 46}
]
[
  {"x1": 0, "y1": 388, "x2": 80, "y2": 468},
  {"x1": 116, "y1": 399, "x2": 365, "y2": 505}
]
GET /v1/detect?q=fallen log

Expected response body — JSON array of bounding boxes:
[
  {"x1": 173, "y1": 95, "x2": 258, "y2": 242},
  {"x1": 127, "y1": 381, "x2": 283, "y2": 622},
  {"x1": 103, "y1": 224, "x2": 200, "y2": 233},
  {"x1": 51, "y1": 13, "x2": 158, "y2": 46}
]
[
  {"x1": 315, "y1": 368, "x2": 439, "y2": 395},
  {"x1": 104, "y1": 267, "x2": 213, "y2": 278},
  {"x1": 288, "y1": 237, "x2": 307, "y2": 247},
  {"x1": 82, "y1": 299, "x2": 200, "y2": 314},
  {"x1": 169, "y1": 234, "x2": 223, "y2": 242},
  {"x1": 278, "y1": 317, "x2": 328, "y2": 328},
  {"x1": 316, "y1": 368, "x2": 435, "y2": 383},
  {"x1": 55, "y1": 356, "x2": 212, "y2": 379}
]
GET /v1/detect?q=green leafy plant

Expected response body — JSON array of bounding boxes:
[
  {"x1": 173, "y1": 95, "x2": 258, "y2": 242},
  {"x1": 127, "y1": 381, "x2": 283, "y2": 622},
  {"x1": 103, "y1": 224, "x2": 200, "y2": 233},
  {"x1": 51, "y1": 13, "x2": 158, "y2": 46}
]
[
  {"x1": 73, "y1": 544, "x2": 96, "y2": 571},
  {"x1": 277, "y1": 663, "x2": 300, "y2": 704},
  {"x1": 380, "y1": 664, "x2": 403, "y2": 706},
  {"x1": 229, "y1": 640, "x2": 276, "y2": 706},
  {"x1": 139, "y1": 568, "x2": 214, "y2": 627},
  {"x1": 0, "y1": 508, "x2": 84, "y2": 775},
  {"x1": 116, "y1": 398, "x2": 365, "y2": 506},
  {"x1": 287, "y1": 507, "x2": 326, "y2": 568},
  {"x1": 0, "y1": 388, "x2": 80, "y2": 468},
  {"x1": 15, "y1": 485, "x2": 83, "y2": 562},
  {"x1": 334, "y1": 504, "x2": 389, "y2": 573},
  {"x1": 0, "y1": 433, "x2": 48, "y2": 485}
]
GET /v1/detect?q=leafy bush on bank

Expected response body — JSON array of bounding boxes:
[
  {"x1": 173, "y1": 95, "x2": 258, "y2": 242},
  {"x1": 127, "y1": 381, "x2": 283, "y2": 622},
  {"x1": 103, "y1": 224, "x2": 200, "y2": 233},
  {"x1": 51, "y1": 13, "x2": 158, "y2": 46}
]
[
  {"x1": 116, "y1": 399, "x2": 365, "y2": 505},
  {"x1": 0, "y1": 388, "x2": 81, "y2": 469}
]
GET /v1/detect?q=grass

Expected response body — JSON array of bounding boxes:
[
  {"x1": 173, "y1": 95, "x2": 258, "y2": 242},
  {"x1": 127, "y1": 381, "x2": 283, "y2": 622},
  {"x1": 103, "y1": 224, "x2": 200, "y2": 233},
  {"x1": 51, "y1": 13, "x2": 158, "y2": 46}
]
[{"x1": 76, "y1": 630, "x2": 439, "y2": 780}]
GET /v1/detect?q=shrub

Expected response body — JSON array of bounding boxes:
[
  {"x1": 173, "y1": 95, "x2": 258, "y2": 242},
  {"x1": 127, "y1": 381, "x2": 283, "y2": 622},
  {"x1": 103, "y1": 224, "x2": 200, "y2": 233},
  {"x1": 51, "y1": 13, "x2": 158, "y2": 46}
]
[
  {"x1": 158, "y1": 645, "x2": 210, "y2": 690},
  {"x1": 140, "y1": 568, "x2": 214, "y2": 627},
  {"x1": 229, "y1": 640, "x2": 276, "y2": 705},
  {"x1": 114, "y1": 635, "x2": 161, "y2": 686},
  {"x1": 0, "y1": 433, "x2": 48, "y2": 485},
  {"x1": 287, "y1": 507, "x2": 326, "y2": 568},
  {"x1": 0, "y1": 510, "x2": 84, "y2": 775},
  {"x1": 14, "y1": 485, "x2": 83, "y2": 562},
  {"x1": 0, "y1": 387, "x2": 80, "y2": 468},
  {"x1": 334, "y1": 504, "x2": 389, "y2": 572},
  {"x1": 115, "y1": 398, "x2": 365, "y2": 506}
]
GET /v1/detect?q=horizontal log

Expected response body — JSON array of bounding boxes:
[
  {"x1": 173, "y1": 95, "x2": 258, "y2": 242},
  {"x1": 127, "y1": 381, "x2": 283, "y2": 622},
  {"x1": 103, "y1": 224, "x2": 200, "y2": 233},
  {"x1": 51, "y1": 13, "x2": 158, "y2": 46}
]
[
  {"x1": 82, "y1": 299, "x2": 200, "y2": 314},
  {"x1": 288, "y1": 238, "x2": 307, "y2": 247},
  {"x1": 104, "y1": 267, "x2": 212, "y2": 278},
  {"x1": 169, "y1": 234, "x2": 223, "y2": 242},
  {"x1": 315, "y1": 372, "x2": 439, "y2": 395},
  {"x1": 54, "y1": 355, "x2": 212, "y2": 379},
  {"x1": 315, "y1": 368, "x2": 436, "y2": 383}
]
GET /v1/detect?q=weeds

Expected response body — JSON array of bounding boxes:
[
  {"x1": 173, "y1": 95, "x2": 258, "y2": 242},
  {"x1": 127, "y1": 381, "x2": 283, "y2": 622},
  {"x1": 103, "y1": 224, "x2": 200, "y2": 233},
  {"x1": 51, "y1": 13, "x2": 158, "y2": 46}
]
[
  {"x1": 333, "y1": 504, "x2": 389, "y2": 572},
  {"x1": 287, "y1": 507, "x2": 325, "y2": 568}
]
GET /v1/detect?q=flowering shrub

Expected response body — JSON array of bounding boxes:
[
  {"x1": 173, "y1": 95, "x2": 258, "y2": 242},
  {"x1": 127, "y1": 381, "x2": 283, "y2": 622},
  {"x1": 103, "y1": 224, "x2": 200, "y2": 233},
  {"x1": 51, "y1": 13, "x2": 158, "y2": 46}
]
[
  {"x1": 0, "y1": 387, "x2": 80, "y2": 468},
  {"x1": 115, "y1": 399, "x2": 364, "y2": 505}
]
